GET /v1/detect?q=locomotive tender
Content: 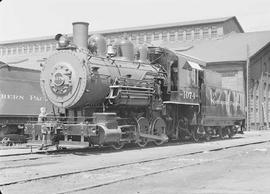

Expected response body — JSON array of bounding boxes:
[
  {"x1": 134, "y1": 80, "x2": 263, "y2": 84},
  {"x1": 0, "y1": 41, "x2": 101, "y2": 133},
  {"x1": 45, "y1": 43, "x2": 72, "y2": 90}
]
[
  {"x1": 25, "y1": 22, "x2": 245, "y2": 149},
  {"x1": 0, "y1": 63, "x2": 50, "y2": 143}
]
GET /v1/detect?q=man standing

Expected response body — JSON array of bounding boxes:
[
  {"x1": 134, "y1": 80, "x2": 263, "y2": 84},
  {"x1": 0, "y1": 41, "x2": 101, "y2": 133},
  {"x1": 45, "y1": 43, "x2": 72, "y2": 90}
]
[{"x1": 38, "y1": 107, "x2": 48, "y2": 150}]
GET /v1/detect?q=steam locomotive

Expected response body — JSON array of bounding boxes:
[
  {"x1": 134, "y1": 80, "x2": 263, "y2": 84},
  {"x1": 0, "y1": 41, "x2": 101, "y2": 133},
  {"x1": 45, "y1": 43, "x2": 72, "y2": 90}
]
[{"x1": 25, "y1": 22, "x2": 245, "y2": 149}]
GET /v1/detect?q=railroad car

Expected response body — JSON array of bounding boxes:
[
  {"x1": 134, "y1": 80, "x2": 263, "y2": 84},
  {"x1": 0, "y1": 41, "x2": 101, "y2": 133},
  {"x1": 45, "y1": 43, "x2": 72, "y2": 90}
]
[
  {"x1": 24, "y1": 22, "x2": 245, "y2": 149},
  {"x1": 0, "y1": 63, "x2": 51, "y2": 143}
]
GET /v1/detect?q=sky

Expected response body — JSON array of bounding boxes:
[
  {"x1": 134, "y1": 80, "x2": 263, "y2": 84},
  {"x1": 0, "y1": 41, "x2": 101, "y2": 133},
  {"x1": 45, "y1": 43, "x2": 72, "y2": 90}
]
[{"x1": 0, "y1": 0, "x2": 270, "y2": 42}]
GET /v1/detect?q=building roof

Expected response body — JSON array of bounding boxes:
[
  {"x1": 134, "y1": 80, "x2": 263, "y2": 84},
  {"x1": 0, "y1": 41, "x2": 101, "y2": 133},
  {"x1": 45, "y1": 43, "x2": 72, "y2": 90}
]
[
  {"x1": 0, "y1": 16, "x2": 243, "y2": 45},
  {"x1": 0, "y1": 36, "x2": 55, "y2": 45},
  {"x1": 92, "y1": 16, "x2": 243, "y2": 34},
  {"x1": 158, "y1": 31, "x2": 270, "y2": 63}
]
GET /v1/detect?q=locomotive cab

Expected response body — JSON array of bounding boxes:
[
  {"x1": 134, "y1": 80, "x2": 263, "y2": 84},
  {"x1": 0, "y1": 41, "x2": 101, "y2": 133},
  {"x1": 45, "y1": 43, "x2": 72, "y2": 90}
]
[
  {"x1": 166, "y1": 55, "x2": 202, "y2": 104},
  {"x1": 163, "y1": 53, "x2": 204, "y2": 140}
]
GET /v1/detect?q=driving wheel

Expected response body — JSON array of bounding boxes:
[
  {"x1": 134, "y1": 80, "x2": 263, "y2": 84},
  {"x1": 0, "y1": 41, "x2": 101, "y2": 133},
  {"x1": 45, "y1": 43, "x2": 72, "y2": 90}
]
[
  {"x1": 151, "y1": 117, "x2": 166, "y2": 146},
  {"x1": 136, "y1": 117, "x2": 149, "y2": 148}
]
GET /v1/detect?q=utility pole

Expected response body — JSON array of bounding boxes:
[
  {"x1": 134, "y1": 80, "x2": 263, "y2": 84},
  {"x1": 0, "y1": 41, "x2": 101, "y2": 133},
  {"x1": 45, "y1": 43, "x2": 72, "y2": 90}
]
[
  {"x1": 265, "y1": 71, "x2": 269, "y2": 130},
  {"x1": 246, "y1": 44, "x2": 250, "y2": 131}
]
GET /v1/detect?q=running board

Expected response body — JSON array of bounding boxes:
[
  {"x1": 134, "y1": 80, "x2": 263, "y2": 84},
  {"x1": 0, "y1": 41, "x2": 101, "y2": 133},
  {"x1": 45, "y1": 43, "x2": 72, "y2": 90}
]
[{"x1": 139, "y1": 133, "x2": 168, "y2": 142}]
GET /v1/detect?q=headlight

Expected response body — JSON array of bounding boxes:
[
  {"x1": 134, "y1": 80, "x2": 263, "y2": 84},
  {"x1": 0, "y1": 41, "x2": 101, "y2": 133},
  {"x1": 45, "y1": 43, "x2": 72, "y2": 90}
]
[
  {"x1": 55, "y1": 34, "x2": 70, "y2": 48},
  {"x1": 58, "y1": 35, "x2": 70, "y2": 47}
]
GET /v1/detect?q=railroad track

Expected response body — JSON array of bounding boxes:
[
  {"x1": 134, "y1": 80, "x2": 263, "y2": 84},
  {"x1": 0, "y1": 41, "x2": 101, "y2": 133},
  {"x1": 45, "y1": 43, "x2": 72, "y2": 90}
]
[
  {"x1": 1, "y1": 135, "x2": 225, "y2": 158},
  {"x1": 0, "y1": 142, "x2": 181, "y2": 171},
  {"x1": 1, "y1": 138, "x2": 270, "y2": 194},
  {"x1": 0, "y1": 138, "x2": 254, "y2": 168},
  {"x1": 0, "y1": 140, "x2": 197, "y2": 166},
  {"x1": 0, "y1": 144, "x2": 119, "y2": 164},
  {"x1": 58, "y1": 139, "x2": 270, "y2": 194},
  {"x1": 0, "y1": 133, "x2": 249, "y2": 159},
  {"x1": 0, "y1": 136, "x2": 240, "y2": 159}
]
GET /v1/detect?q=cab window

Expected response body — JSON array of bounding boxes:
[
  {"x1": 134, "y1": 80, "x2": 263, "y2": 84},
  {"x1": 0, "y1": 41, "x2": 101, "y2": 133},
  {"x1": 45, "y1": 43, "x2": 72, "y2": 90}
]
[
  {"x1": 171, "y1": 61, "x2": 178, "y2": 91},
  {"x1": 189, "y1": 69, "x2": 198, "y2": 87}
]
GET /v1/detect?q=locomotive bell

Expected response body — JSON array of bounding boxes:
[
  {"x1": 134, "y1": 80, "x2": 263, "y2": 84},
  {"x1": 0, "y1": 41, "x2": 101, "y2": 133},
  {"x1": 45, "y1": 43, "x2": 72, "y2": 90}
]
[
  {"x1": 107, "y1": 44, "x2": 115, "y2": 56},
  {"x1": 72, "y1": 22, "x2": 89, "y2": 49}
]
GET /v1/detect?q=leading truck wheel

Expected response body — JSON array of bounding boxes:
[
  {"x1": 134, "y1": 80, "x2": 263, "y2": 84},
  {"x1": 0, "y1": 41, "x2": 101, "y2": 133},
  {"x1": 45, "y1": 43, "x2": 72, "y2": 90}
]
[
  {"x1": 136, "y1": 117, "x2": 149, "y2": 148},
  {"x1": 151, "y1": 117, "x2": 167, "y2": 146},
  {"x1": 111, "y1": 142, "x2": 125, "y2": 150}
]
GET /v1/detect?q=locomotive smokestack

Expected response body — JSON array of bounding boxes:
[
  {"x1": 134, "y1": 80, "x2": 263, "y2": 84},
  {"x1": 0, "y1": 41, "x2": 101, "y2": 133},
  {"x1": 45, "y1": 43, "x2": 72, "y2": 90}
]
[{"x1": 72, "y1": 22, "x2": 89, "y2": 49}]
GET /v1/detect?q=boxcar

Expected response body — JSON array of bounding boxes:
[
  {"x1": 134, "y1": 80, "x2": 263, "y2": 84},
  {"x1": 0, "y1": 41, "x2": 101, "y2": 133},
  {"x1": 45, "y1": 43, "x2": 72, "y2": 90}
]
[{"x1": 0, "y1": 63, "x2": 50, "y2": 142}]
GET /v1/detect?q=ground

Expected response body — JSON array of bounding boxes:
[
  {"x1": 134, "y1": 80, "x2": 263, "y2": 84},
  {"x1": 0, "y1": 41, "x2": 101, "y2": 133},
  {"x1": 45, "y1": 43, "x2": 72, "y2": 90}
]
[
  {"x1": 1, "y1": 131, "x2": 270, "y2": 194},
  {"x1": 84, "y1": 142, "x2": 270, "y2": 194}
]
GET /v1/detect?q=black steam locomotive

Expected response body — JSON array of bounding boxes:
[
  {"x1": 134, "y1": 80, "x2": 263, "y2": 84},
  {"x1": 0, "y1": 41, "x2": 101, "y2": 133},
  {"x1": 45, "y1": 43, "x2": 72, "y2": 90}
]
[{"x1": 25, "y1": 22, "x2": 245, "y2": 149}]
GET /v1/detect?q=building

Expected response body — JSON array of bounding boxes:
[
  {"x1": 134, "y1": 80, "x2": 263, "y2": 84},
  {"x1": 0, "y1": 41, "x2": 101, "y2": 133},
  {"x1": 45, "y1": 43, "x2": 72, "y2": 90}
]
[
  {"x1": 157, "y1": 31, "x2": 270, "y2": 130},
  {"x1": 0, "y1": 16, "x2": 243, "y2": 69},
  {"x1": 249, "y1": 41, "x2": 270, "y2": 130},
  {"x1": 97, "y1": 16, "x2": 243, "y2": 44}
]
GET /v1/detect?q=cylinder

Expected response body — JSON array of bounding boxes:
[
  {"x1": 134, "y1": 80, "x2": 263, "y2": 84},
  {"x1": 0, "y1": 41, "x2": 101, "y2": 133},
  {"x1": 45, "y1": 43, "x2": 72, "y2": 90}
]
[{"x1": 72, "y1": 22, "x2": 89, "y2": 49}]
